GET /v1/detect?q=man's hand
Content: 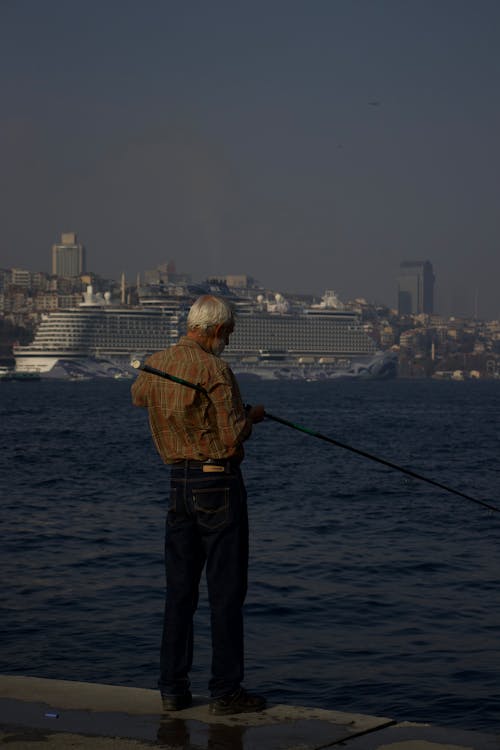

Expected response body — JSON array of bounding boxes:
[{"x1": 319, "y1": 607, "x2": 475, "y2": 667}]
[{"x1": 246, "y1": 404, "x2": 265, "y2": 424}]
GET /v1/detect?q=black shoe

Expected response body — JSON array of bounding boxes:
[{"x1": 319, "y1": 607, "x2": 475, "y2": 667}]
[
  {"x1": 161, "y1": 690, "x2": 192, "y2": 712},
  {"x1": 209, "y1": 687, "x2": 267, "y2": 715}
]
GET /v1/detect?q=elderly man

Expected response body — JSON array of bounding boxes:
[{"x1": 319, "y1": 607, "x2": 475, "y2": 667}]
[{"x1": 131, "y1": 294, "x2": 266, "y2": 715}]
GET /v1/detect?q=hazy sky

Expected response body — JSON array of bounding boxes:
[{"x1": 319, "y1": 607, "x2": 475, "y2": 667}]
[{"x1": 2, "y1": 0, "x2": 500, "y2": 317}]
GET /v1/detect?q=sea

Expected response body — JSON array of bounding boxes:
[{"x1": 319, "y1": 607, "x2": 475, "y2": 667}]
[{"x1": 1, "y1": 376, "x2": 500, "y2": 733}]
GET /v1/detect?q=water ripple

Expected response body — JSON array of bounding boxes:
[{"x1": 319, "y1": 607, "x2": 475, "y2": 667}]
[{"x1": 2, "y1": 379, "x2": 500, "y2": 731}]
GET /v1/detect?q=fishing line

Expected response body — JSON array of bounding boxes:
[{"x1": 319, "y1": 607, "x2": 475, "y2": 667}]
[{"x1": 132, "y1": 361, "x2": 500, "y2": 515}]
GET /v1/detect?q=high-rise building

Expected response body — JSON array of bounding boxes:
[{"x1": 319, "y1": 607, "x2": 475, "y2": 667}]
[
  {"x1": 398, "y1": 260, "x2": 435, "y2": 315},
  {"x1": 10, "y1": 268, "x2": 31, "y2": 288},
  {"x1": 51, "y1": 232, "x2": 86, "y2": 277}
]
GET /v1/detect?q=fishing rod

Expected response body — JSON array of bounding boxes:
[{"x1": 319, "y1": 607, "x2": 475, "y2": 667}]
[
  {"x1": 131, "y1": 360, "x2": 500, "y2": 515},
  {"x1": 132, "y1": 361, "x2": 209, "y2": 395}
]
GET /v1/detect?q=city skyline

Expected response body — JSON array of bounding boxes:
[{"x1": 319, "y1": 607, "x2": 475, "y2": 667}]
[
  {"x1": 2, "y1": 2, "x2": 500, "y2": 319},
  {"x1": 3, "y1": 228, "x2": 495, "y2": 322}
]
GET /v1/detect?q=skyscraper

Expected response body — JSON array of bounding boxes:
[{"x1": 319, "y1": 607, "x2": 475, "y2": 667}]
[
  {"x1": 51, "y1": 232, "x2": 86, "y2": 277},
  {"x1": 398, "y1": 260, "x2": 435, "y2": 315}
]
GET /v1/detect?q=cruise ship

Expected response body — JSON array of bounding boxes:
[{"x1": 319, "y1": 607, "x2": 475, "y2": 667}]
[
  {"x1": 13, "y1": 287, "x2": 184, "y2": 378},
  {"x1": 13, "y1": 286, "x2": 397, "y2": 380},
  {"x1": 226, "y1": 292, "x2": 396, "y2": 380}
]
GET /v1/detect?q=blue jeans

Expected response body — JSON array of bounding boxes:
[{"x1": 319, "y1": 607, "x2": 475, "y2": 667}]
[{"x1": 159, "y1": 461, "x2": 249, "y2": 699}]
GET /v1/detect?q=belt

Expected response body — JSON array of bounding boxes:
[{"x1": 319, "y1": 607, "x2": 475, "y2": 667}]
[{"x1": 174, "y1": 458, "x2": 237, "y2": 473}]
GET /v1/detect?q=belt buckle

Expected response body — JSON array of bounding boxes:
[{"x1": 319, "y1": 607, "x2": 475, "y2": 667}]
[{"x1": 202, "y1": 464, "x2": 225, "y2": 473}]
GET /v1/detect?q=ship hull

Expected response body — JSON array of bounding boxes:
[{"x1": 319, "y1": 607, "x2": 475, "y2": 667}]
[
  {"x1": 15, "y1": 350, "x2": 397, "y2": 381},
  {"x1": 232, "y1": 351, "x2": 398, "y2": 381},
  {"x1": 14, "y1": 354, "x2": 137, "y2": 379}
]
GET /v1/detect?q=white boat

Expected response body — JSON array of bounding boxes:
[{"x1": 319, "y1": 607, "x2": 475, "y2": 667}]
[
  {"x1": 14, "y1": 286, "x2": 397, "y2": 380},
  {"x1": 225, "y1": 291, "x2": 396, "y2": 380},
  {"x1": 14, "y1": 286, "x2": 183, "y2": 378}
]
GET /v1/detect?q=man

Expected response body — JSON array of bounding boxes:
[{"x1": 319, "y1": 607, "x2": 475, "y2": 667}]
[{"x1": 131, "y1": 294, "x2": 267, "y2": 715}]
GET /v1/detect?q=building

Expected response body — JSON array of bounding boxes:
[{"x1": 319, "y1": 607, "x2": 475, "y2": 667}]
[
  {"x1": 10, "y1": 268, "x2": 31, "y2": 288},
  {"x1": 143, "y1": 261, "x2": 191, "y2": 286},
  {"x1": 51, "y1": 233, "x2": 86, "y2": 278},
  {"x1": 398, "y1": 260, "x2": 435, "y2": 315},
  {"x1": 225, "y1": 274, "x2": 250, "y2": 289}
]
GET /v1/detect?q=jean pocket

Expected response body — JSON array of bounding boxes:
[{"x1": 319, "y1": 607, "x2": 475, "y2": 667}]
[{"x1": 193, "y1": 486, "x2": 229, "y2": 530}]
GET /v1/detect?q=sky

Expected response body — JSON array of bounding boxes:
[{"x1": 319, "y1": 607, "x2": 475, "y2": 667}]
[{"x1": 1, "y1": 0, "x2": 500, "y2": 318}]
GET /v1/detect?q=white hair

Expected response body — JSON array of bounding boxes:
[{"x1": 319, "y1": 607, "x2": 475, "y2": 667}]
[{"x1": 187, "y1": 295, "x2": 234, "y2": 332}]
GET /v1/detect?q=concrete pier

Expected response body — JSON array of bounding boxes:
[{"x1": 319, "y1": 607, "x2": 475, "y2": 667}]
[{"x1": 0, "y1": 675, "x2": 498, "y2": 749}]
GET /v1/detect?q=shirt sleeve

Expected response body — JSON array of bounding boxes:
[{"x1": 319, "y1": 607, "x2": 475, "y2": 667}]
[
  {"x1": 207, "y1": 365, "x2": 252, "y2": 452},
  {"x1": 130, "y1": 360, "x2": 155, "y2": 407}
]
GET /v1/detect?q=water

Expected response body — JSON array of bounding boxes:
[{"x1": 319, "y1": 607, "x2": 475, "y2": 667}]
[{"x1": 1, "y1": 377, "x2": 500, "y2": 732}]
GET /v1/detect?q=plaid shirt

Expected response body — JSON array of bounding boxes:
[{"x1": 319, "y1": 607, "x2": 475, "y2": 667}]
[{"x1": 131, "y1": 337, "x2": 252, "y2": 463}]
